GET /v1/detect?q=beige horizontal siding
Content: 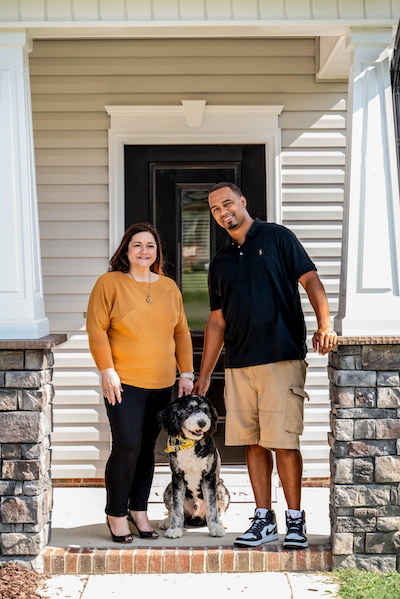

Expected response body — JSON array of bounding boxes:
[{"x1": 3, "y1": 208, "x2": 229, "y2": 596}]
[
  {"x1": 30, "y1": 38, "x2": 316, "y2": 58},
  {"x1": 30, "y1": 56, "x2": 316, "y2": 76},
  {"x1": 35, "y1": 148, "x2": 108, "y2": 167},
  {"x1": 37, "y1": 185, "x2": 108, "y2": 203},
  {"x1": 32, "y1": 93, "x2": 347, "y2": 112},
  {"x1": 39, "y1": 221, "x2": 109, "y2": 239},
  {"x1": 43, "y1": 277, "x2": 100, "y2": 294},
  {"x1": 282, "y1": 149, "x2": 346, "y2": 166},
  {"x1": 31, "y1": 37, "x2": 346, "y2": 481},
  {"x1": 41, "y1": 239, "x2": 109, "y2": 258},
  {"x1": 281, "y1": 130, "x2": 346, "y2": 147},
  {"x1": 31, "y1": 75, "x2": 347, "y2": 95},
  {"x1": 34, "y1": 130, "x2": 108, "y2": 148},
  {"x1": 279, "y1": 112, "x2": 346, "y2": 129},
  {"x1": 39, "y1": 202, "x2": 108, "y2": 218}
]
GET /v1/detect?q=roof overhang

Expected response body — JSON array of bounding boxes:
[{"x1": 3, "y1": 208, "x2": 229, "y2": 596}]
[
  {"x1": 0, "y1": 20, "x2": 397, "y2": 39},
  {"x1": 0, "y1": 20, "x2": 397, "y2": 81}
]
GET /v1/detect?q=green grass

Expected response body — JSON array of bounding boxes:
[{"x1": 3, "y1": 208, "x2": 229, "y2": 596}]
[
  {"x1": 182, "y1": 291, "x2": 210, "y2": 330},
  {"x1": 330, "y1": 569, "x2": 400, "y2": 599}
]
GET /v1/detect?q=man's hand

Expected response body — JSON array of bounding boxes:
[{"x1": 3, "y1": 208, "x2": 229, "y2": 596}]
[
  {"x1": 193, "y1": 374, "x2": 211, "y2": 396},
  {"x1": 312, "y1": 326, "x2": 337, "y2": 355},
  {"x1": 299, "y1": 271, "x2": 337, "y2": 356}
]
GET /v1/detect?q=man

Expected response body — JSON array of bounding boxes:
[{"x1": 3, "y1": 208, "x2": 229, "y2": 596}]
[{"x1": 194, "y1": 182, "x2": 337, "y2": 549}]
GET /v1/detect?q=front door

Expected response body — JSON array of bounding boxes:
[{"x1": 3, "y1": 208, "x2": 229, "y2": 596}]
[{"x1": 125, "y1": 144, "x2": 267, "y2": 464}]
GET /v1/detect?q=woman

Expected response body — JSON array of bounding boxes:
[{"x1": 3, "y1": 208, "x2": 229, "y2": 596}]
[{"x1": 87, "y1": 223, "x2": 194, "y2": 543}]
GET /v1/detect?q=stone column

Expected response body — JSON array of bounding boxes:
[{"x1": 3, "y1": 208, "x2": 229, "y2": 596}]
[
  {"x1": 334, "y1": 28, "x2": 400, "y2": 335},
  {"x1": 0, "y1": 334, "x2": 65, "y2": 569},
  {"x1": 0, "y1": 29, "x2": 49, "y2": 339},
  {"x1": 329, "y1": 337, "x2": 400, "y2": 572}
]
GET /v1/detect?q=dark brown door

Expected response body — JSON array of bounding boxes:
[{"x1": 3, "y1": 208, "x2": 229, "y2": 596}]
[{"x1": 125, "y1": 145, "x2": 266, "y2": 464}]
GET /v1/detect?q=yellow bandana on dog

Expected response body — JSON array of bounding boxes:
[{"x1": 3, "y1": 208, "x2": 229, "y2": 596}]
[{"x1": 164, "y1": 435, "x2": 195, "y2": 453}]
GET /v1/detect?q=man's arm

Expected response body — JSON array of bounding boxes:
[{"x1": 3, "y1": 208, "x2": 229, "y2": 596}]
[
  {"x1": 193, "y1": 309, "x2": 226, "y2": 396},
  {"x1": 298, "y1": 270, "x2": 337, "y2": 355}
]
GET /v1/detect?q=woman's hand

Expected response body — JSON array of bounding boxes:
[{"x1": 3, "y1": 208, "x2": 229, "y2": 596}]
[
  {"x1": 100, "y1": 368, "x2": 123, "y2": 405},
  {"x1": 178, "y1": 377, "x2": 194, "y2": 398}
]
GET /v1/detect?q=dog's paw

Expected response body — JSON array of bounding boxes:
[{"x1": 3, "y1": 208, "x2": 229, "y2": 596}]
[
  {"x1": 165, "y1": 527, "x2": 183, "y2": 539},
  {"x1": 209, "y1": 522, "x2": 226, "y2": 537},
  {"x1": 159, "y1": 518, "x2": 170, "y2": 530}
]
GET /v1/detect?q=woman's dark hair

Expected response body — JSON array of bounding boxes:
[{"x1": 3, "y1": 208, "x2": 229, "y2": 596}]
[{"x1": 109, "y1": 223, "x2": 164, "y2": 275}]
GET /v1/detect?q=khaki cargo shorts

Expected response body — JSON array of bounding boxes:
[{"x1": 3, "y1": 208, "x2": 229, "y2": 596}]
[{"x1": 224, "y1": 360, "x2": 309, "y2": 450}]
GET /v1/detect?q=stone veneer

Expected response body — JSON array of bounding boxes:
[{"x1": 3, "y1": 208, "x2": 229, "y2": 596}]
[
  {"x1": 0, "y1": 334, "x2": 66, "y2": 569},
  {"x1": 329, "y1": 337, "x2": 400, "y2": 572}
]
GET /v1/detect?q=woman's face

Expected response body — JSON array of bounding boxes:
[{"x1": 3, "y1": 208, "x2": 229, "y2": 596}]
[{"x1": 126, "y1": 231, "x2": 157, "y2": 270}]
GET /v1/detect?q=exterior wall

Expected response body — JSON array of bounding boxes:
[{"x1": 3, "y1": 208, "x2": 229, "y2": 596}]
[
  {"x1": 329, "y1": 339, "x2": 400, "y2": 572},
  {"x1": 30, "y1": 37, "x2": 347, "y2": 480},
  {"x1": 0, "y1": 335, "x2": 65, "y2": 565}
]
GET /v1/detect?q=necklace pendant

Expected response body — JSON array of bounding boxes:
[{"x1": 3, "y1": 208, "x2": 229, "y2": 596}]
[{"x1": 147, "y1": 297, "x2": 152, "y2": 303}]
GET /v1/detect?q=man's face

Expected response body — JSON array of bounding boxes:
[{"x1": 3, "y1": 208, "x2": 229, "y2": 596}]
[{"x1": 208, "y1": 187, "x2": 247, "y2": 231}]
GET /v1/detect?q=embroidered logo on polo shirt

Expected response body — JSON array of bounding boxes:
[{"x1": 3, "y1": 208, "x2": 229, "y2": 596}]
[{"x1": 258, "y1": 249, "x2": 263, "y2": 255}]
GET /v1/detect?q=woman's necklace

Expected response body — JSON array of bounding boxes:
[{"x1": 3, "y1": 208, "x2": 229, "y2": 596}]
[{"x1": 127, "y1": 270, "x2": 152, "y2": 303}]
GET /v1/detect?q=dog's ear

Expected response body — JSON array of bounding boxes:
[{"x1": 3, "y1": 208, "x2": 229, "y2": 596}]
[
  {"x1": 204, "y1": 399, "x2": 219, "y2": 437},
  {"x1": 159, "y1": 400, "x2": 182, "y2": 436}
]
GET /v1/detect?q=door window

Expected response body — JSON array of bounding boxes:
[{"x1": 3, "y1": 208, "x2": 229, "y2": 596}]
[{"x1": 182, "y1": 189, "x2": 210, "y2": 330}]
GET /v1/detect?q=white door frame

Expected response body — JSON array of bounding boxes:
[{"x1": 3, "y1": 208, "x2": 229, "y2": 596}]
[{"x1": 105, "y1": 103, "x2": 284, "y2": 257}]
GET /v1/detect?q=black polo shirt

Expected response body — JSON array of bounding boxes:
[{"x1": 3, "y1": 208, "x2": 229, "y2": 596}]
[{"x1": 208, "y1": 219, "x2": 316, "y2": 368}]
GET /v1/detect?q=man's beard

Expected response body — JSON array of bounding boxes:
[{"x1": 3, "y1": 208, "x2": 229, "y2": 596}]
[{"x1": 227, "y1": 220, "x2": 238, "y2": 229}]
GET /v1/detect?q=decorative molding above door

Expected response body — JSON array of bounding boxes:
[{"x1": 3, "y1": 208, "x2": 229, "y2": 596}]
[{"x1": 105, "y1": 102, "x2": 284, "y2": 257}]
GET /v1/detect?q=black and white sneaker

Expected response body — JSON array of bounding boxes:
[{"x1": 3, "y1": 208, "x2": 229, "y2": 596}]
[
  {"x1": 283, "y1": 510, "x2": 308, "y2": 548},
  {"x1": 234, "y1": 509, "x2": 279, "y2": 548}
]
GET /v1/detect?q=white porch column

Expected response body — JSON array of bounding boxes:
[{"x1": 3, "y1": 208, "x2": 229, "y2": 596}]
[
  {"x1": 0, "y1": 30, "x2": 49, "y2": 339},
  {"x1": 335, "y1": 28, "x2": 400, "y2": 336}
]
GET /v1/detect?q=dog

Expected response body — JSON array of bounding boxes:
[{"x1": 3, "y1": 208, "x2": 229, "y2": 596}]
[{"x1": 159, "y1": 394, "x2": 230, "y2": 538}]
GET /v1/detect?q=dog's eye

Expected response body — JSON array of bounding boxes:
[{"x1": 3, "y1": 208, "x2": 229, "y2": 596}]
[{"x1": 200, "y1": 404, "x2": 208, "y2": 410}]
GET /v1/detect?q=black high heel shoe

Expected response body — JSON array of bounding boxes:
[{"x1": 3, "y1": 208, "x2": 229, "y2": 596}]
[
  {"x1": 127, "y1": 511, "x2": 159, "y2": 539},
  {"x1": 106, "y1": 516, "x2": 133, "y2": 543}
]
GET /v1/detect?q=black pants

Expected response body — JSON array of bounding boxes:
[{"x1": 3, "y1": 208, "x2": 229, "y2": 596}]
[{"x1": 104, "y1": 383, "x2": 173, "y2": 517}]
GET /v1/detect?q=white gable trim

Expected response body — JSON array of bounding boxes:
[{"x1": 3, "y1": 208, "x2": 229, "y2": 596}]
[{"x1": 105, "y1": 103, "x2": 284, "y2": 257}]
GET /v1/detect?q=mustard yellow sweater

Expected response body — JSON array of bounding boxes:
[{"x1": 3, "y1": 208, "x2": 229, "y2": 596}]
[{"x1": 86, "y1": 271, "x2": 193, "y2": 389}]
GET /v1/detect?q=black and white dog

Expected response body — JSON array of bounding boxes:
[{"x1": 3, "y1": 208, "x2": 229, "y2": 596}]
[{"x1": 159, "y1": 394, "x2": 230, "y2": 538}]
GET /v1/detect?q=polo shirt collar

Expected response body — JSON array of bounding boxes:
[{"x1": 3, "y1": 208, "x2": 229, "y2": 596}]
[{"x1": 225, "y1": 218, "x2": 262, "y2": 248}]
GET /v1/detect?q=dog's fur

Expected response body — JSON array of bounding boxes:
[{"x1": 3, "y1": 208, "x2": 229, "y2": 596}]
[{"x1": 159, "y1": 394, "x2": 230, "y2": 538}]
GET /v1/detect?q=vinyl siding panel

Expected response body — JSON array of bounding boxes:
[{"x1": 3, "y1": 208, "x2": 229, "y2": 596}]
[{"x1": 31, "y1": 37, "x2": 346, "y2": 481}]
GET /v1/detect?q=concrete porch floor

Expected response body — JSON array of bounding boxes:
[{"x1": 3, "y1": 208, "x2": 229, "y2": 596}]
[
  {"x1": 50, "y1": 486, "x2": 331, "y2": 549},
  {"x1": 43, "y1": 486, "x2": 331, "y2": 574}
]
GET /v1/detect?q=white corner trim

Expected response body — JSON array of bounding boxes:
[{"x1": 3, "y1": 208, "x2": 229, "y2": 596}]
[{"x1": 106, "y1": 104, "x2": 284, "y2": 257}]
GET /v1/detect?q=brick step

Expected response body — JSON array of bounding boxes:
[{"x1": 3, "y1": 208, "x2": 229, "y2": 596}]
[{"x1": 42, "y1": 543, "x2": 332, "y2": 574}]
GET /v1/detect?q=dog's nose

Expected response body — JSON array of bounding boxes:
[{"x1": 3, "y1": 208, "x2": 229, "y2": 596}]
[{"x1": 197, "y1": 420, "x2": 206, "y2": 429}]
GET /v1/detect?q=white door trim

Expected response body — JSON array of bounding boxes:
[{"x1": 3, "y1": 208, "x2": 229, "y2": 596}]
[{"x1": 105, "y1": 103, "x2": 284, "y2": 257}]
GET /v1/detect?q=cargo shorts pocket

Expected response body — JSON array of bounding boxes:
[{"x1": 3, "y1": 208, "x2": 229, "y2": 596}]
[{"x1": 284, "y1": 386, "x2": 309, "y2": 435}]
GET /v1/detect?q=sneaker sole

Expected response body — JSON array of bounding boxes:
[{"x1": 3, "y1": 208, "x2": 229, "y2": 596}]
[
  {"x1": 283, "y1": 540, "x2": 309, "y2": 549},
  {"x1": 234, "y1": 532, "x2": 279, "y2": 548}
]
